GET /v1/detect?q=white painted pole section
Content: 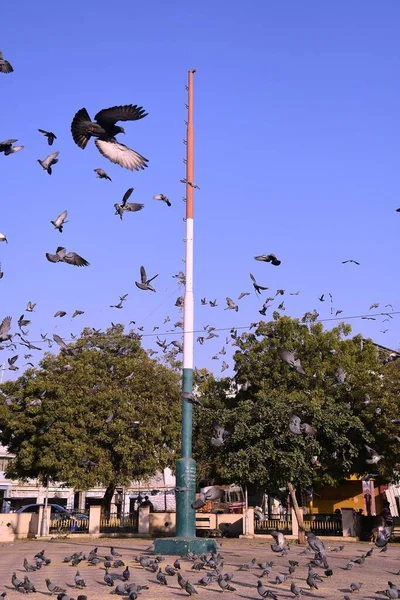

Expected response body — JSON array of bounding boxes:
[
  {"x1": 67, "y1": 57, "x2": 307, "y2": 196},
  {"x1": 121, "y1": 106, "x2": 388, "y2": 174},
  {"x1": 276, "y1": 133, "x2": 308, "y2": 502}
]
[{"x1": 183, "y1": 217, "x2": 194, "y2": 369}]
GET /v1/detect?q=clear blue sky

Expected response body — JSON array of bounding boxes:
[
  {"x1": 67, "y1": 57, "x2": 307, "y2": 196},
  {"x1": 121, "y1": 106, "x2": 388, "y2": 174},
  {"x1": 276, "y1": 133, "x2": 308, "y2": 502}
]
[{"x1": 1, "y1": 1, "x2": 399, "y2": 381}]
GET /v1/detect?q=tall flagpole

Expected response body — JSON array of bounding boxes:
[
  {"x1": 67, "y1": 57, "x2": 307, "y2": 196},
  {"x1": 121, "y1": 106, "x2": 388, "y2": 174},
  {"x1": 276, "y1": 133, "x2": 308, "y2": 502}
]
[
  {"x1": 176, "y1": 68, "x2": 196, "y2": 539},
  {"x1": 154, "y1": 69, "x2": 216, "y2": 555}
]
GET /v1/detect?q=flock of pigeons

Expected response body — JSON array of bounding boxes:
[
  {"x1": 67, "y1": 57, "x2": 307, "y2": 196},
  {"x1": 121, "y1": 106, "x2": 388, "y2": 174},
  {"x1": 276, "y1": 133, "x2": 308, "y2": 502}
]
[
  {"x1": 0, "y1": 49, "x2": 398, "y2": 385},
  {"x1": 2, "y1": 529, "x2": 399, "y2": 600}
]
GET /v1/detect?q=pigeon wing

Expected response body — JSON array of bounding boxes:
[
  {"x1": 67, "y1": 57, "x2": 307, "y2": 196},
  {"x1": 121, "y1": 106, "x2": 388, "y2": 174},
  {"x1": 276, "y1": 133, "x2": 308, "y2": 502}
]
[
  {"x1": 0, "y1": 316, "x2": 11, "y2": 337},
  {"x1": 42, "y1": 151, "x2": 59, "y2": 168},
  {"x1": 46, "y1": 252, "x2": 61, "y2": 263},
  {"x1": 121, "y1": 187, "x2": 134, "y2": 206},
  {"x1": 95, "y1": 140, "x2": 148, "y2": 171},
  {"x1": 94, "y1": 104, "x2": 148, "y2": 125},
  {"x1": 140, "y1": 266, "x2": 147, "y2": 284},
  {"x1": 124, "y1": 202, "x2": 144, "y2": 213},
  {"x1": 63, "y1": 252, "x2": 89, "y2": 267},
  {"x1": 71, "y1": 108, "x2": 93, "y2": 149},
  {"x1": 0, "y1": 138, "x2": 17, "y2": 145}
]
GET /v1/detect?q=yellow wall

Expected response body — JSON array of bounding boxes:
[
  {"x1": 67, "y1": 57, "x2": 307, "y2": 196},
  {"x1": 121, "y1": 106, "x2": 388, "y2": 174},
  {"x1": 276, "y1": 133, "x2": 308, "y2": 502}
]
[{"x1": 312, "y1": 479, "x2": 382, "y2": 514}]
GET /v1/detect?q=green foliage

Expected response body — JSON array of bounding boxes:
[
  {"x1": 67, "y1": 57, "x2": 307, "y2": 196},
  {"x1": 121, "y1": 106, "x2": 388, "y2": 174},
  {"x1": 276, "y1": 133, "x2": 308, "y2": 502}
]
[
  {"x1": 0, "y1": 325, "x2": 181, "y2": 503},
  {"x1": 193, "y1": 315, "x2": 400, "y2": 492}
]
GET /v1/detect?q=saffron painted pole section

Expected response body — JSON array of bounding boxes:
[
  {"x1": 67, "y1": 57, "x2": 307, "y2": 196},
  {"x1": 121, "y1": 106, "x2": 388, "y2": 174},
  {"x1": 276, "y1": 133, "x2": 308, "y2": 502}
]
[{"x1": 176, "y1": 68, "x2": 196, "y2": 539}]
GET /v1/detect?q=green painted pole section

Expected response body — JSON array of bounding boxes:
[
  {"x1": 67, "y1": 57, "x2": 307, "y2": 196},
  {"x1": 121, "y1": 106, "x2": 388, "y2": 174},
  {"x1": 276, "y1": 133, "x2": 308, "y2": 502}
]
[{"x1": 176, "y1": 367, "x2": 196, "y2": 538}]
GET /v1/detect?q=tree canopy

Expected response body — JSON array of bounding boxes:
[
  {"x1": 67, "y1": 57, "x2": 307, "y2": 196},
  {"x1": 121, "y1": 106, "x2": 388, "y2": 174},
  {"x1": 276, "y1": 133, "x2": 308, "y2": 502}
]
[
  {"x1": 0, "y1": 324, "x2": 181, "y2": 509},
  {"x1": 193, "y1": 314, "x2": 400, "y2": 494}
]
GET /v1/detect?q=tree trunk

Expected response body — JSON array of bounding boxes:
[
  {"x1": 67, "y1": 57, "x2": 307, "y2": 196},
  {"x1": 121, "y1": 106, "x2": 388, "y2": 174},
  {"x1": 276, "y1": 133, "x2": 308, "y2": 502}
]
[
  {"x1": 287, "y1": 482, "x2": 306, "y2": 544},
  {"x1": 101, "y1": 483, "x2": 116, "y2": 515}
]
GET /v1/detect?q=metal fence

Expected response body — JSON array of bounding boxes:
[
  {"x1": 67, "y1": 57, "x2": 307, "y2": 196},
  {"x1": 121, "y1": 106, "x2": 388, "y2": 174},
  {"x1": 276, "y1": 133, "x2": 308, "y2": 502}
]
[
  {"x1": 304, "y1": 514, "x2": 343, "y2": 536},
  {"x1": 49, "y1": 511, "x2": 89, "y2": 534},
  {"x1": 255, "y1": 517, "x2": 293, "y2": 534},
  {"x1": 99, "y1": 512, "x2": 138, "y2": 533},
  {"x1": 255, "y1": 513, "x2": 343, "y2": 536}
]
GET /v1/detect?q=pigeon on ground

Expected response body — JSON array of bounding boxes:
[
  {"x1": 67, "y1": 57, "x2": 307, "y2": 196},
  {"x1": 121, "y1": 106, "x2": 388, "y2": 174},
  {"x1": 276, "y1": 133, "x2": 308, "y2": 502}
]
[
  {"x1": 23, "y1": 558, "x2": 37, "y2": 572},
  {"x1": 71, "y1": 104, "x2": 148, "y2": 171},
  {"x1": 135, "y1": 266, "x2": 158, "y2": 292},
  {"x1": 46, "y1": 246, "x2": 89, "y2": 267},
  {"x1": 0, "y1": 50, "x2": 13, "y2": 73},
  {"x1": 22, "y1": 576, "x2": 36, "y2": 593},
  {"x1": 74, "y1": 572, "x2": 86, "y2": 589},
  {"x1": 51, "y1": 210, "x2": 68, "y2": 232},
  {"x1": 0, "y1": 139, "x2": 23, "y2": 154},
  {"x1": 257, "y1": 581, "x2": 277, "y2": 599},
  {"x1": 156, "y1": 569, "x2": 167, "y2": 585},
  {"x1": 38, "y1": 129, "x2": 57, "y2": 145},
  {"x1": 114, "y1": 188, "x2": 144, "y2": 219},
  {"x1": 290, "y1": 582, "x2": 303, "y2": 597},
  {"x1": 38, "y1": 151, "x2": 59, "y2": 174},
  {"x1": 254, "y1": 254, "x2": 281, "y2": 266},
  {"x1": 153, "y1": 193, "x2": 171, "y2": 207},
  {"x1": 218, "y1": 575, "x2": 236, "y2": 592},
  {"x1": 350, "y1": 582, "x2": 362, "y2": 593},
  {"x1": 46, "y1": 579, "x2": 66, "y2": 595}
]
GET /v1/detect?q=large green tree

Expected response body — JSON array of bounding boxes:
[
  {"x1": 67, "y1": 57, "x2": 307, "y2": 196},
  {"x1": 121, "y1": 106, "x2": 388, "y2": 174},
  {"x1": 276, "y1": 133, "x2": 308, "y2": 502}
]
[
  {"x1": 0, "y1": 325, "x2": 181, "y2": 511},
  {"x1": 193, "y1": 314, "x2": 400, "y2": 541}
]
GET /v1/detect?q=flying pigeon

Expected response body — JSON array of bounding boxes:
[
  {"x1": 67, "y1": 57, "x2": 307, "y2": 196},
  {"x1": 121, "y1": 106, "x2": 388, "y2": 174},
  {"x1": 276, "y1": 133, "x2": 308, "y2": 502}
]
[
  {"x1": 46, "y1": 247, "x2": 89, "y2": 267},
  {"x1": 135, "y1": 266, "x2": 158, "y2": 292},
  {"x1": 0, "y1": 139, "x2": 24, "y2": 155},
  {"x1": 94, "y1": 167, "x2": 112, "y2": 181},
  {"x1": 254, "y1": 254, "x2": 281, "y2": 266},
  {"x1": 364, "y1": 445, "x2": 383, "y2": 464},
  {"x1": 191, "y1": 487, "x2": 224, "y2": 509},
  {"x1": 211, "y1": 422, "x2": 233, "y2": 447},
  {"x1": 51, "y1": 210, "x2": 68, "y2": 232},
  {"x1": 0, "y1": 50, "x2": 13, "y2": 73},
  {"x1": 114, "y1": 188, "x2": 144, "y2": 219},
  {"x1": 250, "y1": 273, "x2": 268, "y2": 295},
  {"x1": 26, "y1": 302, "x2": 36, "y2": 312},
  {"x1": 288, "y1": 415, "x2": 316, "y2": 437},
  {"x1": 270, "y1": 529, "x2": 286, "y2": 552},
  {"x1": 342, "y1": 259, "x2": 360, "y2": 265},
  {"x1": 0, "y1": 233, "x2": 7, "y2": 243},
  {"x1": 0, "y1": 263, "x2": 3, "y2": 278},
  {"x1": 225, "y1": 297, "x2": 238, "y2": 312},
  {"x1": 0, "y1": 316, "x2": 12, "y2": 342},
  {"x1": 38, "y1": 151, "x2": 59, "y2": 174},
  {"x1": 277, "y1": 348, "x2": 306, "y2": 375},
  {"x1": 153, "y1": 194, "x2": 171, "y2": 207},
  {"x1": 38, "y1": 129, "x2": 57, "y2": 145},
  {"x1": 71, "y1": 104, "x2": 148, "y2": 171}
]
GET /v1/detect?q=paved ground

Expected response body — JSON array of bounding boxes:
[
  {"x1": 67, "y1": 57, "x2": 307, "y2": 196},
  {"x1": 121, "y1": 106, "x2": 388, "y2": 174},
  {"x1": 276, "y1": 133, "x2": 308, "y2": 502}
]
[{"x1": 0, "y1": 535, "x2": 398, "y2": 600}]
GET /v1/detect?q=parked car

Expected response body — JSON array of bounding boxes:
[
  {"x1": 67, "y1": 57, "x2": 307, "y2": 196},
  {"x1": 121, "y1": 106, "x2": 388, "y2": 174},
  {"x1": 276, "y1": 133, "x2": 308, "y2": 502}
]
[{"x1": 16, "y1": 503, "x2": 89, "y2": 528}]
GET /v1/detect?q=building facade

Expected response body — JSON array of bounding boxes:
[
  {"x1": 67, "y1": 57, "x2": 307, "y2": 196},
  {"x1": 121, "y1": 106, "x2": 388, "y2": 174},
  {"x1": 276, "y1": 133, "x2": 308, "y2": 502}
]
[{"x1": 0, "y1": 445, "x2": 177, "y2": 513}]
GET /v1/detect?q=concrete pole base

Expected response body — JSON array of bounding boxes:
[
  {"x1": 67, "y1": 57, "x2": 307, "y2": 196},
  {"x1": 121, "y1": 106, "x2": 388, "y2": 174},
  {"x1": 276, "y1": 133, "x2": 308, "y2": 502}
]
[{"x1": 153, "y1": 536, "x2": 217, "y2": 556}]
